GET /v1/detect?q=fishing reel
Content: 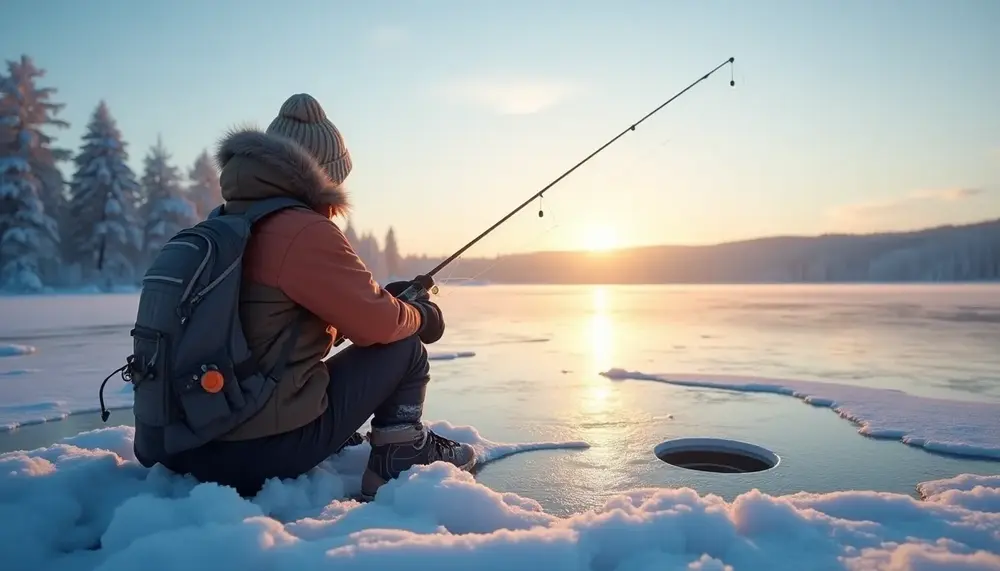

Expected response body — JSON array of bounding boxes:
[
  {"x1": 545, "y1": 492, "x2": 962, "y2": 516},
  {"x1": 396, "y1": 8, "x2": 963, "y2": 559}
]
[{"x1": 398, "y1": 274, "x2": 439, "y2": 300}]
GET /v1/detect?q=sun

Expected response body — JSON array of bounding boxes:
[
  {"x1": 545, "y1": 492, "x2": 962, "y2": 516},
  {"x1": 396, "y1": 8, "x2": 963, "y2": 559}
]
[{"x1": 582, "y1": 225, "x2": 618, "y2": 252}]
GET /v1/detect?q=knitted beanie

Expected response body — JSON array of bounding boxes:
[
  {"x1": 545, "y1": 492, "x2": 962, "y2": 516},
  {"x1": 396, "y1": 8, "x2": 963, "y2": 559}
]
[{"x1": 266, "y1": 93, "x2": 353, "y2": 186}]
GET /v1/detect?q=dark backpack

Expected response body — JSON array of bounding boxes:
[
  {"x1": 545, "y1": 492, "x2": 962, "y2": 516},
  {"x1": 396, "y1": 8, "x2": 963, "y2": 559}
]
[{"x1": 98, "y1": 196, "x2": 308, "y2": 463}]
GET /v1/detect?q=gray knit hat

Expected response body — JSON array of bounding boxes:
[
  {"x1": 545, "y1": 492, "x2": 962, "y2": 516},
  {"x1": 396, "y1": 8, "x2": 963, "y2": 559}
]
[{"x1": 266, "y1": 93, "x2": 352, "y2": 185}]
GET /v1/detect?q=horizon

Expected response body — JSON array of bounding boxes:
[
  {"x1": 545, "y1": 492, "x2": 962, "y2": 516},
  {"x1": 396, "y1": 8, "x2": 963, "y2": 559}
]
[
  {"x1": 4, "y1": 0, "x2": 1000, "y2": 258},
  {"x1": 408, "y1": 214, "x2": 1000, "y2": 259}
]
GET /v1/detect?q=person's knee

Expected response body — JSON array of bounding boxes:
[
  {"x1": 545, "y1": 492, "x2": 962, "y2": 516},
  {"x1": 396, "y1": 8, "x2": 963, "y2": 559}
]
[
  {"x1": 382, "y1": 332, "x2": 422, "y2": 351},
  {"x1": 400, "y1": 333, "x2": 428, "y2": 361},
  {"x1": 336, "y1": 334, "x2": 429, "y2": 382},
  {"x1": 386, "y1": 333, "x2": 429, "y2": 375}
]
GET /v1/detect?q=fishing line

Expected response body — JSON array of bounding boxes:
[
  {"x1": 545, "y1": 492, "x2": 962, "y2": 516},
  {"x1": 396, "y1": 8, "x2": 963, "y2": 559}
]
[
  {"x1": 463, "y1": 217, "x2": 564, "y2": 285},
  {"x1": 423, "y1": 56, "x2": 736, "y2": 281},
  {"x1": 333, "y1": 56, "x2": 736, "y2": 346},
  {"x1": 433, "y1": 203, "x2": 564, "y2": 295}
]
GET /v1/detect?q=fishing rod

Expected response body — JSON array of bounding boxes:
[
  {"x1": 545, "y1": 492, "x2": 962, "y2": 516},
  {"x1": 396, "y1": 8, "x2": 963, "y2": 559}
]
[{"x1": 334, "y1": 56, "x2": 736, "y2": 347}]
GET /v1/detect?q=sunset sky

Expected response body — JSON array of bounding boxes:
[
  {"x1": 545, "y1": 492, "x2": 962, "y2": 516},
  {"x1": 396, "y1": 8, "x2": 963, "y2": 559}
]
[{"x1": 4, "y1": 0, "x2": 999, "y2": 256}]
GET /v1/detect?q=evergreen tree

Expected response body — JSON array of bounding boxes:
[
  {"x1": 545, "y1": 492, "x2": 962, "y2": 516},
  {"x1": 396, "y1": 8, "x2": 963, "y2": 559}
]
[
  {"x1": 0, "y1": 157, "x2": 58, "y2": 291},
  {"x1": 66, "y1": 101, "x2": 143, "y2": 284},
  {"x1": 0, "y1": 56, "x2": 66, "y2": 292},
  {"x1": 384, "y1": 226, "x2": 401, "y2": 279},
  {"x1": 356, "y1": 231, "x2": 386, "y2": 282},
  {"x1": 343, "y1": 218, "x2": 359, "y2": 246},
  {"x1": 140, "y1": 137, "x2": 197, "y2": 262},
  {"x1": 186, "y1": 149, "x2": 221, "y2": 219},
  {"x1": 0, "y1": 55, "x2": 70, "y2": 219}
]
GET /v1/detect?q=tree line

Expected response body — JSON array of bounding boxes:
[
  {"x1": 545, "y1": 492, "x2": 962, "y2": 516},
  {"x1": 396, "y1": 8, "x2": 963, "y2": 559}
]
[
  {"x1": 0, "y1": 55, "x2": 403, "y2": 293},
  {"x1": 413, "y1": 219, "x2": 1000, "y2": 284}
]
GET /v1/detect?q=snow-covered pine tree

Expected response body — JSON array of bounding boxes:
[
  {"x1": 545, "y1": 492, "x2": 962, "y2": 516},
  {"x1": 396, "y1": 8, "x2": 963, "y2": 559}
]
[
  {"x1": 0, "y1": 56, "x2": 65, "y2": 292},
  {"x1": 186, "y1": 149, "x2": 221, "y2": 219},
  {"x1": 0, "y1": 55, "x2": 70, "y2": 221},
  {"x1": 66, "y1": 101, "x2": 143, "y2": 285},
  {"x1": 140, "y1": 137, "x2": 197, "y2": 265},
  {"x1": 0, "y1": 156, "x2": 58, "y2": 291},
  {"x1": 384, "y1": 226, "x2": 401, "y2": 280}
]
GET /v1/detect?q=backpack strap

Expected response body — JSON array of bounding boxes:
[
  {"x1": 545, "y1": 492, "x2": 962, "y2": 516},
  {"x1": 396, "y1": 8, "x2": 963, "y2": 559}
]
[
  {"x1": 224, "y1": 196, "x2": 310, "y2": 383},
  {"x1": 207, "y1": 204, "x2": 225, "y2": 219},
  {"x1": 241, "y1": 196, "x2": 310, "y2": 225},
  {"x1": 208, "y1": 197, "x2": 308, "y2": 223},
  {"x1": 245, "y1": 197, "x2": 310, "y2": 380}
]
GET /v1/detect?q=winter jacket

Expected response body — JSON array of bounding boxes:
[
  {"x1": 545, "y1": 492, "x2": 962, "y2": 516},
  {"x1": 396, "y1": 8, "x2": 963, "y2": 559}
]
[{"x1": 212, "y1": 127, "x2": 422, "y2": 441}]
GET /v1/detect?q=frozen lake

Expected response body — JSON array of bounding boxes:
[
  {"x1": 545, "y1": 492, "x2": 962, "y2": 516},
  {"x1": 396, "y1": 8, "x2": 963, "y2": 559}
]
[
  {"x1": 2, "y1": 284, "x2": 999, "y2": 505},
  {"x1": 2, "y1": 284, "x2": 999, "y2": 569}
]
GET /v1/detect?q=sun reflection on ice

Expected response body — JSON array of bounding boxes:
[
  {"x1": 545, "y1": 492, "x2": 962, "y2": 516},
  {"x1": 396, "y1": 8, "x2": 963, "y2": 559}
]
[
  {"x1": 588, "y1": 286, "x2": 614, "y2": 392},
  {"x1": 567, "y1": 286, "x2": 635, "y2": 494},
  {"x1": 580, "y1": 286, "x2": 619, "y2": 417}
]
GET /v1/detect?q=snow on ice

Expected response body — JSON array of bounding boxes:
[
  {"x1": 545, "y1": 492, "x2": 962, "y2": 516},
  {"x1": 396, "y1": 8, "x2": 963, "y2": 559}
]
[
  {"x1": 0, "y1": 343, "x2": 36, "y2": 357},
  {"x1": 427, "y1": 350, "x2": 476, "y2": 361},
  {"x1": 1, "y1": 424, "x2": 998, "y2": 571},
  {"x1": 602, "y1": 368, "x2": 1000, "y2": 461}
]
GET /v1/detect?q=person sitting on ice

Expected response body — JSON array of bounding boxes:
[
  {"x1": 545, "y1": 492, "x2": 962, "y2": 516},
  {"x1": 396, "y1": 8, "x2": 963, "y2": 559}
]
[{"x1": 141, "y1": 93, "x2": 475, "y2": 499}]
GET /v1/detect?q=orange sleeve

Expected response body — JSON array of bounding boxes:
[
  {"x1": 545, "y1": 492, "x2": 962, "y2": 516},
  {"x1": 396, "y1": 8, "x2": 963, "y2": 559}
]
[{"x1": 276, "y1": 218, "x2": 422, "y2": 347}]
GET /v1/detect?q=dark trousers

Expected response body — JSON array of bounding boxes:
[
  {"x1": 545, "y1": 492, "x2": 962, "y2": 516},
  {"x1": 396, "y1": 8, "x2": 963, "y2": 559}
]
[{"x1": 163, "y1": 334, "x2": 430, "y2": 496}]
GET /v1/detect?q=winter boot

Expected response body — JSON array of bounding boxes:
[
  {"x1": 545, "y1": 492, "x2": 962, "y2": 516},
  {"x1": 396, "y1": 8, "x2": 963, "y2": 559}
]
[{"x1": 361, "y1": 422, "x2": 476, "y2": 500}]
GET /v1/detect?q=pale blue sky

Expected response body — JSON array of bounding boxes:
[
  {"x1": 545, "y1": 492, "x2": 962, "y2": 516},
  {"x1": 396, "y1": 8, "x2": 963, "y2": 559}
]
[{"x1": 4, "y1": 0, "x2": 999, "y2": 256}]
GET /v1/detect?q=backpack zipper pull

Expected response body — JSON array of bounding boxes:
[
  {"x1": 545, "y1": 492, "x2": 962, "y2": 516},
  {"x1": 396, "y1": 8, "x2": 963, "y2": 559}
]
[{"x1": 177, "y1": 304, "x2": 191, "y2": 325}]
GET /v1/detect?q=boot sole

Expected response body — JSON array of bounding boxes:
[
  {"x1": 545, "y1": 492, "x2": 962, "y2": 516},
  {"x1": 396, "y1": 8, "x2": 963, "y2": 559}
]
[{"x1": 359, "y1": 456, "x2": 478, "y2": 501}]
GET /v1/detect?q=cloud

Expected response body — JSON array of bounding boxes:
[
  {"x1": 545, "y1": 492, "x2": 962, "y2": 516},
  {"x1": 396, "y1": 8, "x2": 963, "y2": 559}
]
[
  {"x1": 435, "y1": 75, "x2": 580, "y2": 115},
  {"x1": 827, "y1": 187, "x2": 997, "y2": 230},
  {"x1": 368, "y1": 25, "x2": 407, "y2": 49},
  {"x1": 940, "y1": 187, "x2": 988, "y2": 200}
]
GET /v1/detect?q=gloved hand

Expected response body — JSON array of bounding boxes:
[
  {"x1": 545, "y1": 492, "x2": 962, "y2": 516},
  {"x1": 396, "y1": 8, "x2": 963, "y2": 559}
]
[
  {"x1": 384, "y1": 274, "x2": 435, "y2": 301},
  {"x1": 411, "y1": 297, "x2": 445, "y2": 344},
  {"x1": 384, "y1": 276, "x2": 443, "y2": 344}
]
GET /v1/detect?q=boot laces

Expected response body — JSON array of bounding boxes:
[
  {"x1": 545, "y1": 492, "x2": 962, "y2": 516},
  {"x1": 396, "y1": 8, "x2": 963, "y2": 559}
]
[{"x1": 425, "y1": 430, "x2": 462, "y2": 458}]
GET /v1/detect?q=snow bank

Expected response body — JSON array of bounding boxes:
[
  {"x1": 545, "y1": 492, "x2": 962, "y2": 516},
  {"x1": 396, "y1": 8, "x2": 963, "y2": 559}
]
[
  {"x1": 2, "y1": 424, "x2": 997, "y2": 571},
  {"x1": 918, "y1": 474, "x2": 1000, "y2": 513},
  {"x1": 0, "y1": 343, "x2": 36, "y2": 357},
  {"x1": 602, "y1": 368, "x2": 1000, "y2": 461}
]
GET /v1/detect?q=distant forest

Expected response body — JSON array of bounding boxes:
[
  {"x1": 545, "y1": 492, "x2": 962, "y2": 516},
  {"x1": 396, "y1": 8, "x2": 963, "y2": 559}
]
[{"x1": 398, "y1": 219, "x2": 1000, "y2": 284}]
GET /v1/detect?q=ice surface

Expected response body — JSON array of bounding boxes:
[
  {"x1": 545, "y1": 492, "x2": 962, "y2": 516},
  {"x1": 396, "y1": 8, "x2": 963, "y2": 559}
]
[
  {"x1": 1, "y1": 424, "x2": 997, "y2": 571},
  {"x1": 602, "y1": 368, "x2": 1000, "y2": 461}
]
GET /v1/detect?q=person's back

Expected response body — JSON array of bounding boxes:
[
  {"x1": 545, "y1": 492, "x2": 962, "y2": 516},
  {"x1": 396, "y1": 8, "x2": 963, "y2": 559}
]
[{"x1": 134, "y1": 94, "x2": 475, "y2": 500}]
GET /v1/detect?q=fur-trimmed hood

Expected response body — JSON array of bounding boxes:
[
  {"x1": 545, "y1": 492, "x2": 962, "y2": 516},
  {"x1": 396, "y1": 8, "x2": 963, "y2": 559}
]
[{"x1": 214, "y1": 126, "x2": 349, "y2": 217}]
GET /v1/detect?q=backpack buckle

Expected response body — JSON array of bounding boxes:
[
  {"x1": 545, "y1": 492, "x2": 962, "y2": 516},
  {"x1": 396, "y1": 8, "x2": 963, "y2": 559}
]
[{"x1": 124, "y1": 354, "x2": 152, "y2": 385}]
